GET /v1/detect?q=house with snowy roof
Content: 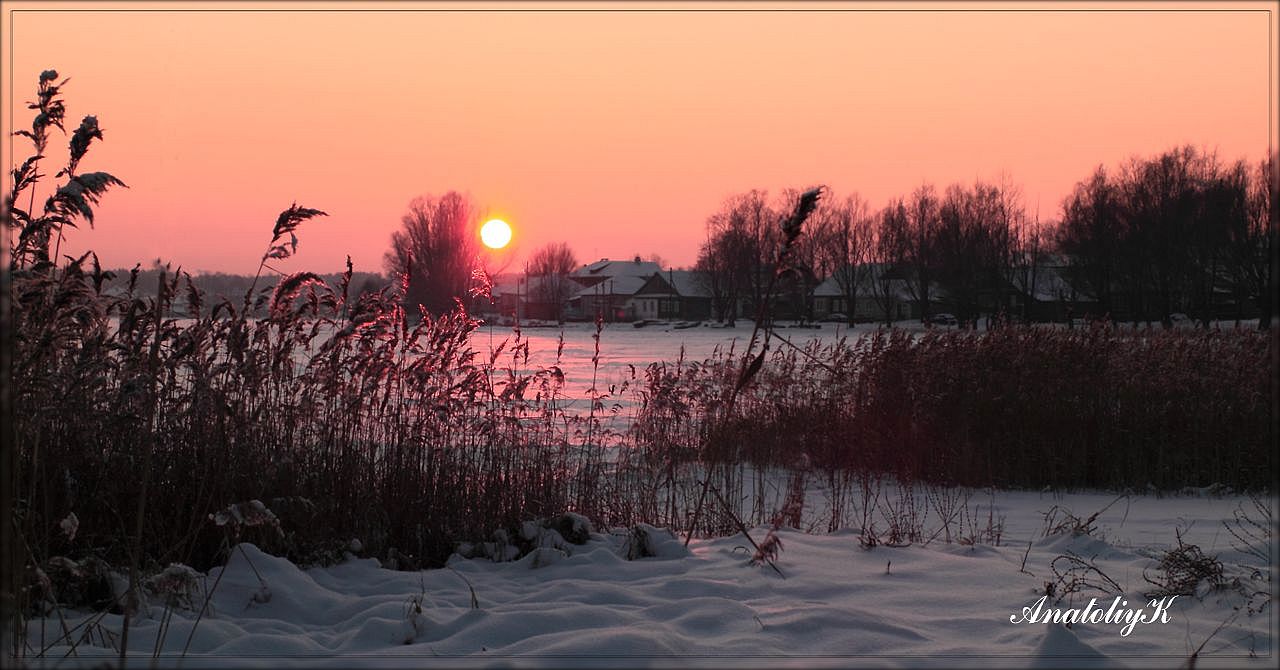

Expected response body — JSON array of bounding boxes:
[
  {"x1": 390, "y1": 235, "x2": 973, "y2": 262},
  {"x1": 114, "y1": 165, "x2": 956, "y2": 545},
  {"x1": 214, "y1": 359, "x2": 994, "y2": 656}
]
[
  {"x1": 568, "y1": 257, "x2": 662, "y2": 287},
  {"x1": 489, "y1": 274, "x2": 575, "y2": 322},
  {"x1": 1009, "y1": 257, "x2": 1097, "y2": 322},
  {"x1": 564, "y1": 256, "x2": 664, "y2": 322},
  {"x1": 811, "y1": 263, "x2": 924, "y2": 323},
  {"x1": 631, "y1": 270, "x2": 713, "y2": 321}
]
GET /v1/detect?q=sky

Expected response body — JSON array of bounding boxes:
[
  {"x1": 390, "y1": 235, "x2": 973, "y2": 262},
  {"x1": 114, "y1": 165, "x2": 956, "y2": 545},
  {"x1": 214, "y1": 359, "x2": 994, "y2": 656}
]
[{"x1": 3, "y1": 1, "x2": 1275, "y2": 275}]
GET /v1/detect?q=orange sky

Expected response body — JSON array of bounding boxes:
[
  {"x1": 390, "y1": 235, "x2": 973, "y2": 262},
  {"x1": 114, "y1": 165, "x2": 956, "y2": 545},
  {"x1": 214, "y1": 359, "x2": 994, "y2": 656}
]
[{"x1": 3, "y1": 1, "x2": 1276, "y2": 274}]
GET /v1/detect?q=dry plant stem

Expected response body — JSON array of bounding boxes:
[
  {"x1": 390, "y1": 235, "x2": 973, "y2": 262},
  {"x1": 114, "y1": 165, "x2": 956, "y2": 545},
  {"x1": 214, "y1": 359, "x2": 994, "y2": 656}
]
[
  {"x1": 446, "y1": 567, "x2": 480, "y2": 609},
  {"x1": 39, "y1": 608, "x2": 113, "y2": 657},
  {"x1": 48, "y1": 146, "x2": 74, "y2": 280},
  {"x1": 1019, "y1": 540, "x2": 1034, "y2": 576},
  {"x1": 152, "y1": 602, "x2": 173, "y2": 660},
  {"x1": 119, "y1": 269, "x2": 167, "y2": 666},
  {"x1": 178, "y1": 547, "x2": 232, "y2": 661},
  {"x1": 683, "y1": 324, "x2": 764, "y2": 546},
  {"x1": 765, "y1": 330, "x2": 837, "y2": 374},
  {"x1": 2, "y1": 335, "x2": 16, "y2": 655},
  {"x1": 1182, "y1": 610, "x2": 1243, "y2": 670},
  {"x1": 708, "y1": 483, "x2": 784, "y2": 579},
  {"x1": 684, "y1": 206, "x2": 798, "y2": 545}
]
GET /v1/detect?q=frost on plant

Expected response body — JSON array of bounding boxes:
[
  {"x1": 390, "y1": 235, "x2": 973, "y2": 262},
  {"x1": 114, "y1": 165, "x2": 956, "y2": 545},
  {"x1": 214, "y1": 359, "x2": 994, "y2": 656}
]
[
  {"x1": 59, "y1": 512, "x2": 79, "y2": 542},
  {"x1": 210, "y1": 500, "x2": 283, "y2": 538}
]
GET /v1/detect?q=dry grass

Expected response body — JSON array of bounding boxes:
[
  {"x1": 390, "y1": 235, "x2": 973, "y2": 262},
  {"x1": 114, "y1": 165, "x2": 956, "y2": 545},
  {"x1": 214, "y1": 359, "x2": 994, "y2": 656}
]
[
  {"x1": 1143, "y1": 530, "x2": 1225, "y2": 598},
  {"x1": 627, "y1": 325, "x2": 1272, "y2": 493}
]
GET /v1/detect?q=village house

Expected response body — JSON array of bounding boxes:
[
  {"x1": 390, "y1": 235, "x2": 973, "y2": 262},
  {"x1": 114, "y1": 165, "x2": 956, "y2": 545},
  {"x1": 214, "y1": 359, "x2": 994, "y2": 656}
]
[
  {"x1": 1009, "y1": 259, "x2": 1098, "y2": 323},
  {"x1": 489, "y1": 258, "x2": 667, "y2": 322},
  {"x1": 631, "y1": 270, "x2": 713, "y2": 321},
  {"x1": 564, "y1": 257, "x2": 663, "y2": 322},
  {"x1": 808, "y1": 259, "x2": 1111, "y2": 325},
  {"x1": 810, "y1": 264, "x2": 927, "y2": 323},
  {"x1": 489, "y1": 275, "x2": 570, "y2": 322}
]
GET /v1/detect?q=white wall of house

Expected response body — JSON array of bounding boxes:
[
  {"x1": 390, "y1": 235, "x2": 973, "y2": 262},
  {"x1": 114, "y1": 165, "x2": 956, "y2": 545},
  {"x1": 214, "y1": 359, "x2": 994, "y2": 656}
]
[
  {"x1": 633, "y1": 296, "x2": 681, "y2": 320},
  {"x1": 635, "y1": 297, "x2": 659, "y2": 320}
]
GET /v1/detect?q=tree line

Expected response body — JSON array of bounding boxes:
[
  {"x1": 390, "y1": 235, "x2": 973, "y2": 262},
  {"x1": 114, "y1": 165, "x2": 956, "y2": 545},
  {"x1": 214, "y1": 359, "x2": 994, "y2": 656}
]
[
  {"x1": 95, "y1": 262, "x2": 386, "y2": 316},
  {"x1": 1056, "y1": 146, "x2": 1273, "y2": 328},
  {"x1": 692, "y1": 146, "x2": 1274, "y2": 329},
  {"x1": 376, "y1": 145, "x2": 1272, "y2": 329}
]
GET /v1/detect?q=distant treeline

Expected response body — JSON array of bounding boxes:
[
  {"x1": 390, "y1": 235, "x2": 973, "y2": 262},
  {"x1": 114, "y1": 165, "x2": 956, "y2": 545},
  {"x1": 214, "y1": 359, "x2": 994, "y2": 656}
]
[
  {"x1": 98, "y1": 265, "x2": 391, "y2": 316},
  {"x1": 694, "y1": 145, "x2": 1274, "y2": 328}
]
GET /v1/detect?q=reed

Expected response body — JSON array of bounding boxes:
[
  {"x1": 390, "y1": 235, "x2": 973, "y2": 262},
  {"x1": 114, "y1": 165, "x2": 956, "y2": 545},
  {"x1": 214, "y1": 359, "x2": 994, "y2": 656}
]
[{"x1": 629, "y1": 323, "x2": 1271, "y2": 493}]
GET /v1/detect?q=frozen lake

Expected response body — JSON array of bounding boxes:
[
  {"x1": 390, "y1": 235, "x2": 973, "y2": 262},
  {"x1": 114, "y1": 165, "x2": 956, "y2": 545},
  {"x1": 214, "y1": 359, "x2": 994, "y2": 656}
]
[
  {"x1": 466, "y1": 316, "x2": 1259, "y2": 414},
  {"x1": 467, "y1": 320, "x2": 887, "y2": 415}
]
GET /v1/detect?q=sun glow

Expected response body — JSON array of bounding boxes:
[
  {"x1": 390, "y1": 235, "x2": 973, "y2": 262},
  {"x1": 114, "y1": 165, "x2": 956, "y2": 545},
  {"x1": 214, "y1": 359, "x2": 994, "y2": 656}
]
[{"x1": 480, "y1": 219, "x2": 512, "y2": 250}]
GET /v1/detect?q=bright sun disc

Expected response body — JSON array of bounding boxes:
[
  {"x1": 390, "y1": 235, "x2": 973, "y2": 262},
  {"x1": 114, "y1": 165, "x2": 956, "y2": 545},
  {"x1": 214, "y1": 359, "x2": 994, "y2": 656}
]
[{"x1": 480, "y1": 219, "x2": 512, "y2": 249}]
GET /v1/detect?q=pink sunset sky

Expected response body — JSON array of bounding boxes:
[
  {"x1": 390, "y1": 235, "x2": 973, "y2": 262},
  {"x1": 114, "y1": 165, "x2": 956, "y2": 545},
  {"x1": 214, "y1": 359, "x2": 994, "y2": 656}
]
[{"x1": 3, "y1": 1, "x2": 1276, "y2": 275}]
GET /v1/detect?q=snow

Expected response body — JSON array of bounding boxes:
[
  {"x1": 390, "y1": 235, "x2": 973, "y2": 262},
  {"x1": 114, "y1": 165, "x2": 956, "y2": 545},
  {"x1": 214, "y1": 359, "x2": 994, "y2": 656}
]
[{"x1": 24, "y1": 489, "x2": 1275, "y2": 668}]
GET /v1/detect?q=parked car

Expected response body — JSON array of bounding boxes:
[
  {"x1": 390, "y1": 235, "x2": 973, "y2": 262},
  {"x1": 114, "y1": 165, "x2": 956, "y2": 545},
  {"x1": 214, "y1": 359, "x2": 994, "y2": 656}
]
[
  {"x1": 927, "y1": 313, "x2": 958, "y2": 327},
  {"x1": 823, "y1": 312, "x2": 848, "y2": 323}
]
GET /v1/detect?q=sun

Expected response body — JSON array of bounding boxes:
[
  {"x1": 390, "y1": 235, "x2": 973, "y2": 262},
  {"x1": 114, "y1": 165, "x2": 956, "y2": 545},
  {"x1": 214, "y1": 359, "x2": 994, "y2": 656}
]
[{"x1": 480, "y1": 219, "x2": 512, "y2": 249}]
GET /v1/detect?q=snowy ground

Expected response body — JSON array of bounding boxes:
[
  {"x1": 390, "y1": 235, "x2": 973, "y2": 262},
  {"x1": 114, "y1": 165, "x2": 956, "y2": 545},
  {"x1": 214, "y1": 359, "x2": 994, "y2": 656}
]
[{"x1": 24, "y1": 489, "x2": 1276, "y2": 668}]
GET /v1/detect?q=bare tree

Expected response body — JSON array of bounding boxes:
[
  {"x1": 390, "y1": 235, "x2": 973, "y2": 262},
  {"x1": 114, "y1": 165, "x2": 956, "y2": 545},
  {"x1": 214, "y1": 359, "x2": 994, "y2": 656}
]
[
  {"x1": 697, "y1": 190, "x2": 779, "y2": 325},
  {"x1": 1057, "y1": 167, "x2": 1121, "y2": 321},
  {"x1": 1114, "y1": 148, "x2": 1196, "y2": 326},
  {"x1": 895, "y1": 184, "x2": 943, "y2": 323},
  {"x1": 1188, "y1": 155, "x2": 1248, "y2": 327},
  {"x1": 696, "y1": 224, "x2": 750, "y2": 326},
  {"x1": 993, "y1": 176, "x2": 1028, "y2": 322},
  {"x1": 1057, "y1": 146, "x2": 1258, "y2": 328},
  {"x1": 645, "y1": 252, "x2": 668, "y2": 270},
  {"x1": 694, "y1": 241, "x2": 723, "y2": 323},
  {"x1": 525, "y1": 241, "x2": 578, "y2": 323},
  {"x1": 1011, "y1": 213, "x2": 1051, "y2": 323},
  {"x1": 934, "y1": 180, "x2": 1018, "y2": 327},
  {"x1": 384, "y1": 192, "x2": 482, "y2": 317},
  {"x1": 870, "y1": 198, "x2": 909, "y2": 326},
  {"x1": 812, "y1": 193, "x2": 874, "y2": 325},
  {"x1": 734, "y1": 190, "x2": 782, "y2": 319},
  {"x1": 1231, "y1": 152, "x2": 1275, "y2": 329},
  {"x1": 1251, "y1": 152, "x2": 1275, "y2": 329}
]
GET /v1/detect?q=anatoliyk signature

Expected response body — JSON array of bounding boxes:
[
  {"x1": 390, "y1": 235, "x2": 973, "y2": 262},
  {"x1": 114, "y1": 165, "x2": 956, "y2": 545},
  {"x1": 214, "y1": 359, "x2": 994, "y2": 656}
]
[{"x1": 1010, "y1": 595, "x2": 1180, "y2": 637}]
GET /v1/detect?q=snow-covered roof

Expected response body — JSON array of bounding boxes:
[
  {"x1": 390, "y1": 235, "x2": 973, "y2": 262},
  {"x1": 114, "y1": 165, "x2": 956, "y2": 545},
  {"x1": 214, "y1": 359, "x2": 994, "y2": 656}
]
[
  {"x1": 571, "y1": 258, "x2": 662, "y2": 280},
  {"x1": 1012, "y1": 266, "x2": 1094, "y2": 302},
  {"x1": 634, "y1": 271, "x2": 712, "y2": 298},
  {"x1": 812, "y1": 276, "x2": 843, "y2": 298},
  {"x1": 813, "y1": 264, "x2": 913, "y2": 300},
  {"x1": 666, "y1": 271, "x2": 711, "y2": 298},
  {"x1": 571, "y1": 274, "x2": 649, "y2": 298},
  {"x1": 492, "y1": 275, "x2": 553, "y2": 297}
]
